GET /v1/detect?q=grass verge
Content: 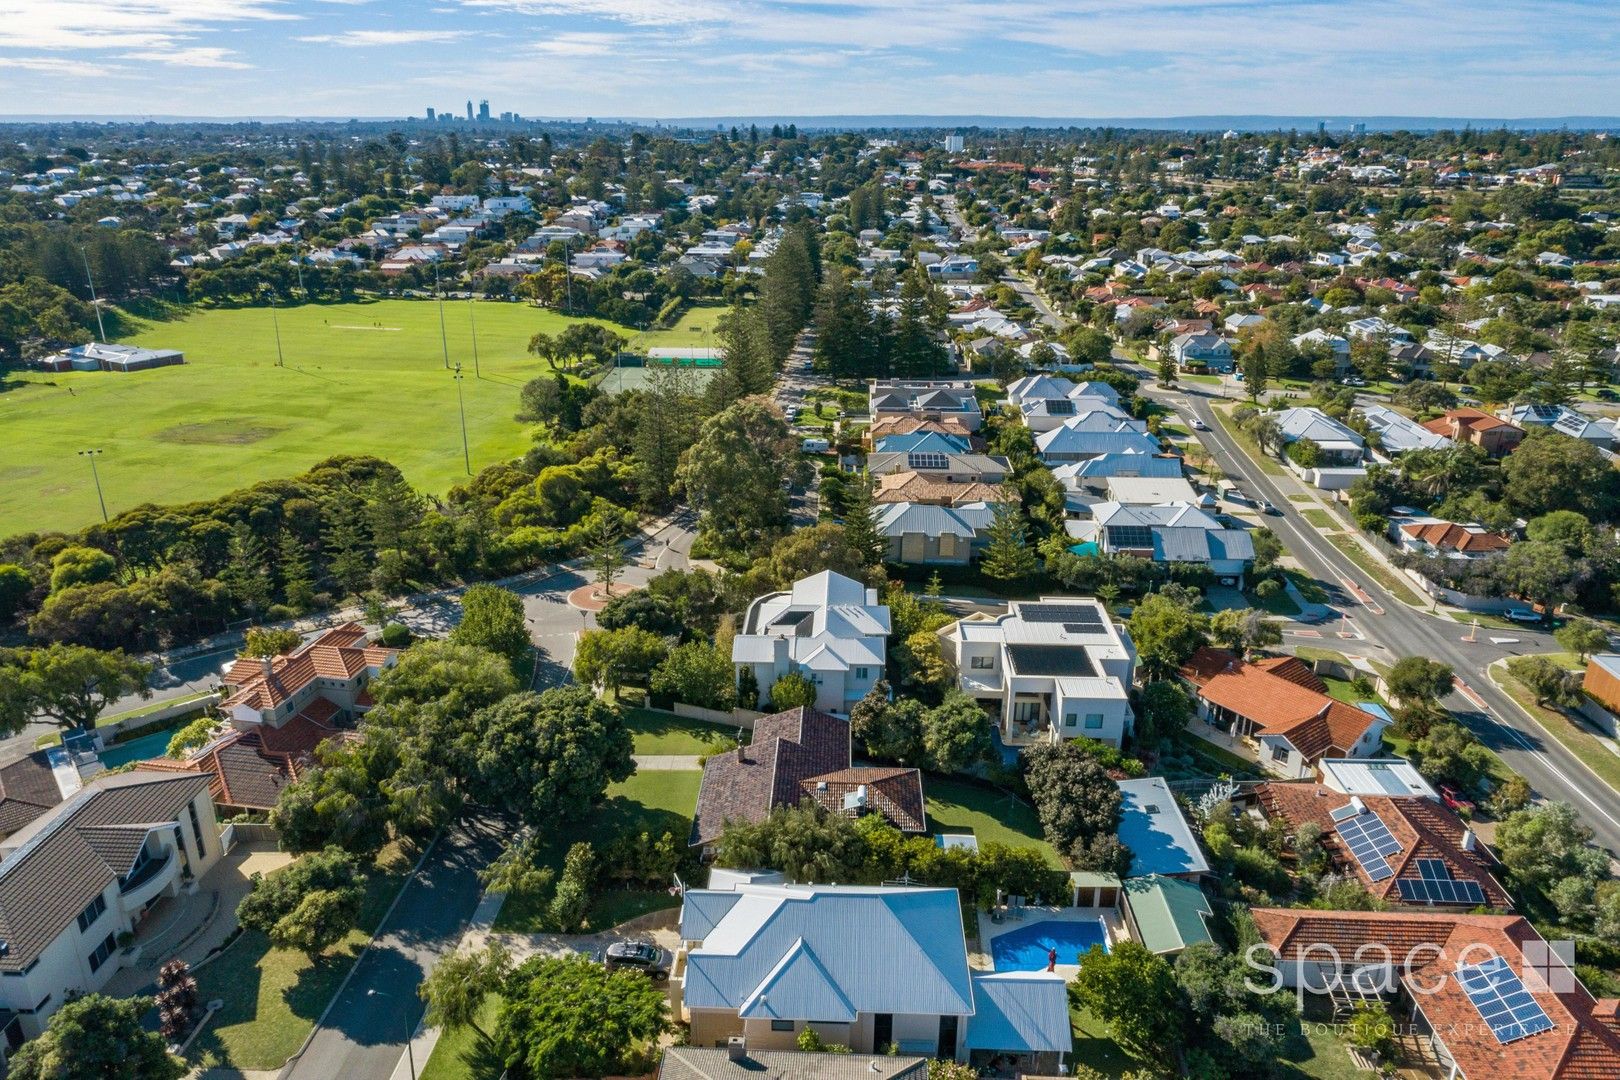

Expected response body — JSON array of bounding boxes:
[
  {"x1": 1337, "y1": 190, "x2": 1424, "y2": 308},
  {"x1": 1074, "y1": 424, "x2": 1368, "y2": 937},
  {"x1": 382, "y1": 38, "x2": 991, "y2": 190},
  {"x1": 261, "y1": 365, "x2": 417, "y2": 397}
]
[
  {"x1": 188, "y1": 842, "x2": 415, "y2": 1071},
  {"x1": 1324, "y1": 533, "x2": 1427, "y2": 607},
  {"x1": 1211, "y1": 403, "x2": 1288, "y2": 478},
  {"x1": 1301, "y1": 508, "x2": 1337, "y2": 530},
  {"x1": 1490, "y1": 663, "x2": 1620, "y2": 796}
]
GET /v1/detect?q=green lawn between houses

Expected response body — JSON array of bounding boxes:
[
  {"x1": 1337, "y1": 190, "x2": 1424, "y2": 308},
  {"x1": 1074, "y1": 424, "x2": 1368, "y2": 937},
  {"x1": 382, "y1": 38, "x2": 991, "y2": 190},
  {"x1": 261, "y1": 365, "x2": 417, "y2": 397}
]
[
  {"x1": 187, "y1": 842, "x2": 415, "y2": 1072},
  {"x1": 623, "y1": 708, "x2": 741, "y2": 756},
  {"x1": 491, "y1": 769, "x2": 702, "y2": 933},
  {"x1": 922, "y1": 776, "x2": 1060, "y2": 866},
  {"x1": 0, "y1": 299, "x2": 631, "y2": 535}
]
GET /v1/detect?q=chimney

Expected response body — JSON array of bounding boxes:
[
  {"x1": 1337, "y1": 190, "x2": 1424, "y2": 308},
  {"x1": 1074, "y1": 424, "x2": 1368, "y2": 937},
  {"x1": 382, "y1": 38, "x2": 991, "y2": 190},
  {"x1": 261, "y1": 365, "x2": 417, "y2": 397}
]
[
  {"x1": 735, "y1": 743, "x2": 747, "y2": 763},
  {"x1": 726, "y1": 1035, "x2": 747, "y2": 1062},
  {"x1": 1461, "y1": 828, "x2": 1477, "y2": 852},
  {"x1": 260, "y1": 656, "x2": 274, "y2": 678}
]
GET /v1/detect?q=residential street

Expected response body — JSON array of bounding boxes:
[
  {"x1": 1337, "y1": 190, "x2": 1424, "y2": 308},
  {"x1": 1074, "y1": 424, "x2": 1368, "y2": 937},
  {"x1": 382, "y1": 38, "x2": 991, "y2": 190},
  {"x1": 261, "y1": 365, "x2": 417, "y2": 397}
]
[
  {"x1": 1152, "y1": 379, "x2": 1620, "y2": 855},
  {"x1": 280, "y1": 813, "x2": 507, "y2": 1080}
]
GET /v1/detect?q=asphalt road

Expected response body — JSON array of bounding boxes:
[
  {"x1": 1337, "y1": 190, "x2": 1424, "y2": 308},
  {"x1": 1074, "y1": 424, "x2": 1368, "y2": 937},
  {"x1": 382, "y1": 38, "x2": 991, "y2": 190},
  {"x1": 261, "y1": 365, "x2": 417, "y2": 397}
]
[
  {"x1": 282, "y1": 813, "x2": 507, "y2": 1080},
  {"x1": 1158, "y1": 381, "x2": 1620, "y2": 855}
]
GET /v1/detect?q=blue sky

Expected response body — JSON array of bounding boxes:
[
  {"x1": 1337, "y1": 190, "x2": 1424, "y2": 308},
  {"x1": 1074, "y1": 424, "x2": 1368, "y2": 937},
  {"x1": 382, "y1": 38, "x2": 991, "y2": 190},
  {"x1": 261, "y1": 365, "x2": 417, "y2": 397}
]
[{"x1": 0, "y1": 0, "x2": 1617, "y2": 120}]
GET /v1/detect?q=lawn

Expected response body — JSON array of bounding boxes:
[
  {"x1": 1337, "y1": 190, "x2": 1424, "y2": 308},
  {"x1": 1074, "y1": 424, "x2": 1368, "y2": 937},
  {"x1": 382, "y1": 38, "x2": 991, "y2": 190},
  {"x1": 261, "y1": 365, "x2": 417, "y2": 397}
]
[
  {"x1": 1324, "y1": 533, "x2": 1428, "y2": 608},
  {"x1": 1491, "y1": 663, "x2": 1620, "y2": 795},
  {"x1": 0, "y1": 299, "x2": 633, "y2": 535},
  {"x1": 1254, "y1": 585, "x2": 1302, "y2": 617},
  {"x1": 923, "y1": 776, "x2": 1060, "y2": 865},
  {"x1": 630, "y1": 301, "x2": 728, "y2": 351},
  {"x1": 1320, "y1": 674, "x2": 1385, "y2": 709},
  {"x1": 1210, "y1": 403, "x2": 1288, "y2": 478},
  {"x1": 1301, "y1": 508, "x2": 1337, "y2": 530},
  {"x1": 1069, "y1": 1006, "x2": 1137, "y2": 1076},
  {"x1": 419, "y1": 992, "x2": 503, "y2": 1080},
  {"x1": 187, "y1": 842, "x2": 415, "y2": 1072},
  {"x1": 492, "y1": 769, "x2": 701, "y2": 933},
  {"x1": 623, "y1": 707, "x2": 741, "y2": 756}
]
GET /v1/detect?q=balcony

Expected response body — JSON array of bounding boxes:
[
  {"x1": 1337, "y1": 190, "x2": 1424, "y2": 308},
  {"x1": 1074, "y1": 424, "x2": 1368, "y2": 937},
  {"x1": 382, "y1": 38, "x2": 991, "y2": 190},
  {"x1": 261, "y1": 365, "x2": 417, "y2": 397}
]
[{"x1": 119, "y1": 850, "x2": 177, "y2": 907}]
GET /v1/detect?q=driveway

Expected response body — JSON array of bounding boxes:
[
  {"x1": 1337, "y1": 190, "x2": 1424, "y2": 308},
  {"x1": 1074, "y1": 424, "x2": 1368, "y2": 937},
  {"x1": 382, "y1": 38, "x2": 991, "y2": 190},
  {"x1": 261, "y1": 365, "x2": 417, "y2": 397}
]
[{"x1": 280, "y1": 814, "x2": 507, "y2": 1080}]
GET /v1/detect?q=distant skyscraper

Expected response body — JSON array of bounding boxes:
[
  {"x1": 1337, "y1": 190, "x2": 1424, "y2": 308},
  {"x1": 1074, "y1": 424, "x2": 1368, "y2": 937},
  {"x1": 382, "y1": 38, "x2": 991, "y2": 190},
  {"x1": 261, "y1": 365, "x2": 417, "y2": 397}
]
[
  {"x1": 466, "y1": 100, "x2": 474, "y2": 121},
  {"x1": 944, "y1": 134, "x2": 964, "y2": 152},
  {"x1": 426, "y1": 107, "x2": 435, "y2": 122},
  {"x1": 1353, "y1": 122, "x2": 1367, "y2": 136},
  {"x1": 478, "y1": 99, "x2": 490, "y2": 122}
]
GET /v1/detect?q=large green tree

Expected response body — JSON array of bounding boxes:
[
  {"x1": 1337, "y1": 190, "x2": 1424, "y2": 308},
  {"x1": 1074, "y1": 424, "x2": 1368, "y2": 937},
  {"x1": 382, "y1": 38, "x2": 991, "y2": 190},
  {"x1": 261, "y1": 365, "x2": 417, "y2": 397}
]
[
  {"x1": 495, "y1": 954, "x2": 670, "y2": 1079},
  {"x1": 676, "y1": 396, "x2": 803, "y2": 553},
  {"x1": 1070, "y1": 941, "x2": 1185, "y2": 1062},
  {"x1": 451, "y1": 584, "x2": 533, "y2": 672},
  {"x1": 15, "y1": 644, "x2": 152, "y2": 732},
  {"x1": 8, "y1": 993, "x2": 182, "y2": 1080},
  {"x1": 1127, "y1": 594, "x2": 1210, "y2": 680},
  {"x1": 1024, "y1": 741, "x2": 1127, "y2": 870},
  {"x1": 472, "y1": 686, "x2": 635, "y2": 826}
]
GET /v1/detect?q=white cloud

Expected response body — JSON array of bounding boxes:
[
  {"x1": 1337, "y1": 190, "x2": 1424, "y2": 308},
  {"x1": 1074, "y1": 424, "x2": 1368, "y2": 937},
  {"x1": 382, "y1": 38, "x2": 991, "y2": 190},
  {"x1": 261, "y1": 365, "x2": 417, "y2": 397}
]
[
  {"x1": 121, "y1": 45, "x2": 252, "y2": 68},
  {"x1": 0, "y1": 54, "x2": 99, "y2": 72},
  {"x1": 529, "y1": 31, "x2": 626, "y2": 55},
  {"x1": 0, "y1": 1, "x2": 296, "y2": 50},
  {"x1": 298, "y1": 29, "x2": 470, "y2": 45}
]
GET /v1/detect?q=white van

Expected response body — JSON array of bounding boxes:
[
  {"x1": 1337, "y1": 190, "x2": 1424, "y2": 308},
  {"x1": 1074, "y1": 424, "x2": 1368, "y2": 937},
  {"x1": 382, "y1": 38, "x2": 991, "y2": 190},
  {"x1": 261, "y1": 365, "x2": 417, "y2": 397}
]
[{"x1": 800, "y1": 437, "x2": 830, "y2": 453}]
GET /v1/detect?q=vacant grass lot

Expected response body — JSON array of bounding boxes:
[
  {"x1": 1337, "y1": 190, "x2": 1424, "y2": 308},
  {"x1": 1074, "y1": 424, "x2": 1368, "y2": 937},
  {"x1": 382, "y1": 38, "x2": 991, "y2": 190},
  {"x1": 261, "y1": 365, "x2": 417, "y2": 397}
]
[
  {"x1": 923, "y1": 776, "x2": 1059, "y2": 865},
  {"x1": 631, "y1": 301, "x2": 728, "y2": 351},
  {"x1": 492, "y1": 769, "x2": 701, "y2": 933},
  {"x1": 0, "y1": 299, "x2": 630, "y2": 535},
  {"x1": 188, "y1": 842, "x2": 415, "y2": 1071},
  {"x1": 623, "y1": 708, "x2": 740, "y2": 756}
]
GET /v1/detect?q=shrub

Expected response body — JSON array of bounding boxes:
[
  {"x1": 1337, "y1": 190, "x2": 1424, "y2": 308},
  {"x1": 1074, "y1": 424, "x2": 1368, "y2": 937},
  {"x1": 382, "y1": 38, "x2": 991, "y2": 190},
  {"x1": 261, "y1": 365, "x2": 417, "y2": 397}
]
[
  {"x1": 380, "y1": 621, "x2": 412, "y2": 648},
  {"x1": 767, "y1": 671, "x2": 818, "y2": 711}
]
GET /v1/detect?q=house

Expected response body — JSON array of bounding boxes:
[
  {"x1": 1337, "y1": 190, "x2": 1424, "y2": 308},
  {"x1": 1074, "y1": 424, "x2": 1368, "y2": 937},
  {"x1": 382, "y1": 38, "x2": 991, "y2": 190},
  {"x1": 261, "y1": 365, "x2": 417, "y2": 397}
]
[
  {"x1": 1067, "y1": 502, "x2": 1254, "y2": 587},
  {"x1": 139, "y1": 623, "x2": 395, "y2": 812},
  {"x1": 1169, "y1": 332, "x2": 1234, "y2": 373},
  {"x1": 1255, "y1": 783, "x2": 1510, "y2": 908},
  {"x1": 870, "y1": 431, "x2": 972, "y2": 456},
  {"x1": 1250, "y1": 908, "x2": 1620, "y2": 1079},
  {"x1": 926, "y1": 255, "x2": 980, "y2": 281},
  {"x1": 1397, "y1": 520, "x2": 1511, "y2": 560},
  {"x1": 868, "y1": 381, "x2": 983, "y2": 432},
  {"x1": 0, "y1": 748, "x2": 95, "y2": 841},
  {"x1": 1034, "y1": 422, "x2": 1161, "y2": 466},
  {"x1": 1274, "y1": 407, "x2": 1366, "y2": 464},
  {"x1": 1360, "y1": 404, "x2": 1453, "y2": 454},
  {"x1": 1581, "y1": 654, "x2": 1620, "y2": 715},
  {"x1": 1101, "y1": 475, "x2": 1201, "y2": 506},
  {"x1": 872, "y1": 502, "x2": 999, "y2": 565},
  {"x1": 865, "y1": 415, "x2": 980, "y2": 448},
  {"x1": 731, "y1": 572, "x2": 890, "y2": 714},
  {"x1": 1504, "y1": 404, "x2": 1615, "y2": 450},
  {"x1": 658, "y1": 1048, "x2": 926, "y2": 1080},
  {"x1": 937, "y1": 598, "x2": 1136, "y2": 749},
  {"x1": 688, "y1": 706, "x2": 923, "y2": 849},
  {"x1": 674, "y1": 882, "x2": 1071, "y2": 1071},
  {"x1": 866, "y1": 451, "x2": 1009, "y2": 487},
  {"x1": 1116, "y1": 777, "x2": 1210, "y2": 878},
  {"x1": 1180, "y1": 648, "x2": 1391, "y2": 778},
  {"x1": 1121, "y1": 875, "x2": 1215, "y2": 955},
  {"x1": 1421, "y1": 409, "x2": 1525, "y2": 456},
  {"x1": 1346, "y1": 316, "x2": 1414, "y2": 344},
  {"x1": 0, "y1": 771, "x2": 223, "y2": 1046}
]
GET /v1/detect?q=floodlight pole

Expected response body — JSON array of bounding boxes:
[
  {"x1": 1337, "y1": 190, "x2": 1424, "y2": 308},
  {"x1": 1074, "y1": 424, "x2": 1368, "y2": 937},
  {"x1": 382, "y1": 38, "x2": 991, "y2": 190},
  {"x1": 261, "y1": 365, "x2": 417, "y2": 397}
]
[
  {"x1": 271, "y1": 302, "x2": 285, "y2": 367},
  {"x1": 467, "y1": 299, "x2": 481, "y2": 378},
  {"x1": 453, "y1": 365, "x2": 471, "y2": 475},
  {"x1": 80, "y1": 248, "x2": 107, "y2": 343},
  {"x1": 78, "y1": 449, "x2": 108, "y2": 523},
  {"x1": 435, "y1": 262, "x2": 450, "y2": 369}
]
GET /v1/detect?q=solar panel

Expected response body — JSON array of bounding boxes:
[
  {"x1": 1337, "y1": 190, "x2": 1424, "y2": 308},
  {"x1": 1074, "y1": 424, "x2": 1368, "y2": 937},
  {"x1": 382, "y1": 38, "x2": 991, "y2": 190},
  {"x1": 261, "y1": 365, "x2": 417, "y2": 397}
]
[
  {"x1": 1328, "y1": 802, "x2": 1362, "y2": 823},
  {"x1": 1021, "y1": 603, "x2": 1105, "y2": 626},
  {"x1": 908, "y1": 452, "x2": 949, "y2": 471},
  {"x1": 1457, "y1": 956, "x2": 1556, "y2": 1044},
  {"x1": 1043, "y1": 399, "x2": 1076, "y2": 415},
  {"x1": 1396, "y1": 877, "x2": 1487, "y2": 905},
  {"x1": 1334, "y1": 812, "x2": 1401, "y2": 882},
  {"x1": 1106, "y1": 525, "x2": 1155, "y2": 549}
]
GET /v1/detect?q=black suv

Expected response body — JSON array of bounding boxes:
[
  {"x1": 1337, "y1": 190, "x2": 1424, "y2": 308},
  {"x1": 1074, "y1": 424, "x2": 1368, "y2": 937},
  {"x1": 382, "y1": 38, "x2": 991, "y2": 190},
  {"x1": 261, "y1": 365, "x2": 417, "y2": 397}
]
[{"x1": 603, "y1": 940, "x2": 672, "y2": 980}]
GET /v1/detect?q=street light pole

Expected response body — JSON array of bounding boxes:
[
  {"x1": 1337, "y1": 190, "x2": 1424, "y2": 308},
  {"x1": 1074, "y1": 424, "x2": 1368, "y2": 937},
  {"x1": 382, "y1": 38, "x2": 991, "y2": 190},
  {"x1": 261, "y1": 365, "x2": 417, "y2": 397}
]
[
  {"x1": 453, "y1": 365, "x2": 471, "y2": 475},
  {"x1": 80, "y1": 247, "x2": 107, "y2": 343},
  {"x1": 78, "y1": 449, "x2": 108, "y2": 523},
  {"x1": 271, "y1": 302, "x2": 286, "y2": 368},
  {"x1": 435, "y1": 262, "x2": 450, "y2": 370},
  {"x1": 366, "y1": 989, "x2": 417, "y2": 1080},
  {"x1": 467, "y1": 299, "x2": 481, "y2": 379}
]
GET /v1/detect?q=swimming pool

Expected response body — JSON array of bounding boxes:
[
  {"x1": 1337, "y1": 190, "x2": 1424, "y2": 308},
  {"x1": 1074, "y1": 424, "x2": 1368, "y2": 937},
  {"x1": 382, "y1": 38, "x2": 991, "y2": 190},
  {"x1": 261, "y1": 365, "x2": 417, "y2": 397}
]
[
  {"x1": 97, "y1": 727, "x2": 180, "y2": 768},
  {"x1": 990, "y1": 918, "x2": 1109, "y2": 971}
]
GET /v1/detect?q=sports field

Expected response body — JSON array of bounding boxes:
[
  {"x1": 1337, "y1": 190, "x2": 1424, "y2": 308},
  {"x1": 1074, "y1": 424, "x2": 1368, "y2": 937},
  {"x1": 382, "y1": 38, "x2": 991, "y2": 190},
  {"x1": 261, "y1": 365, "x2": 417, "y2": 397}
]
[
  {"x1": 0, "y1": 299, "x2": 629, "y2": 536},
  {"x1": 629, "y1": 301, "x2": 727, "y2": 351}
]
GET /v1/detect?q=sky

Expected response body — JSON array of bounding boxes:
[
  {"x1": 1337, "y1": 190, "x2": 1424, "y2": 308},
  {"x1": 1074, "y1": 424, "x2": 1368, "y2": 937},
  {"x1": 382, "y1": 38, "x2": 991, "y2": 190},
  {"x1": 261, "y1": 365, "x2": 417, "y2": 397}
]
[{"x1": 0, "y1": 0, "x2": 1618, "y2": 121}]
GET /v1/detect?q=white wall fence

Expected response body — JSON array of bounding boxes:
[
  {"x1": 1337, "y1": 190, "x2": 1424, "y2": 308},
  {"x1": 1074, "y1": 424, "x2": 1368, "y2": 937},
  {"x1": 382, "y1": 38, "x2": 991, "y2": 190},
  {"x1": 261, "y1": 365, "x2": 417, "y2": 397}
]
[
  {"x1": 1401, "y1": 568, "x2": 1526, "y2": 615},
  {"x1": 667, "y1": 702, "x2": 765, "y2": 731},
  {"x1": 95, "y1": 692, "x2": 221, "y2": 745}
]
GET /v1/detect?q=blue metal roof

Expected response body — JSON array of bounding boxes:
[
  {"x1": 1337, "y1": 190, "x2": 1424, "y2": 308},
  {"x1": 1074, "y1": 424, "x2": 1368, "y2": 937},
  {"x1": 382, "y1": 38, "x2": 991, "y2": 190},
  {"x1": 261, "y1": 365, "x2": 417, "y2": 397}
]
[{"x1": 961, "y1": 972, "x2": 1071, "y2": 1053}]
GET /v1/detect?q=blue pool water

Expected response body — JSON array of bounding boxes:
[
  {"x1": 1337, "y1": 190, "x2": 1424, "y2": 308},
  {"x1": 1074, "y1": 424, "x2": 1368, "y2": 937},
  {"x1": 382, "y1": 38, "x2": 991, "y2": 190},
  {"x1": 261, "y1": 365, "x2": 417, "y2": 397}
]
[
  {"x1": 990, "y1": 919, "x2": 1109, "y2": 971},
  {"x1": 97, "y1": 728, "x2": 180, "y2": 768}
]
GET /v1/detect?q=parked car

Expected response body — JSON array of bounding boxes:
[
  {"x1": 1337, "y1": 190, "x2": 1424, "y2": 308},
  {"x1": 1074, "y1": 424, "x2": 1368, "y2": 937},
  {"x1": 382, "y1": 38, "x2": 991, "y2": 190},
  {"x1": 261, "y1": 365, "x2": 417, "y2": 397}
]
[
  {"x1": 1504, "y1": 608, "x2": 1543, "y2": 624},
  {"x1": 603, "y1": 940, "x2": 671, "y2": 980},
  {"x1": 1598, "y1": 388, "x2": 1618, "y2": 401},
  {"x1": 1342, "y1": 375, "x2": 1367, "y2": 387},
  {"x1": 1438, "y1": 783, "x2": 1476, "y2": 813},
  {"x1": 1459, "y1": 385, "x2": 1477, "y2": 395}
]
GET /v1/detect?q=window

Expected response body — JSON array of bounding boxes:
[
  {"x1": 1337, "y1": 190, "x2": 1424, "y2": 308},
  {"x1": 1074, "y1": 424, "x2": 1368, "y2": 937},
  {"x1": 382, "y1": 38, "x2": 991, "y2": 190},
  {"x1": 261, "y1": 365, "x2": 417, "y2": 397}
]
[
  {"x1": 188, "y1": 799, "x2": 207, "y2": 859},
  {"x1": 855, "y1": 667, "x2": 869, "y2": 680},
  {"x1": 1270, "y1": 742, "x2": 1288, "y2": 762},
  {"x1": 970, "y1": 655, "x2": 995, "y2": 670},
  {"x1": 76, "y1": 894, "x2": 106, "y2": 933},
  {"x1": 770, "y1": 1020, "x2": 795, "y2": 1032},
  {"x1": 1085, "y1": 713, "x2": 1104, "y2": 730},
  {"x1": 1064, "y1": 712, "x2": 1078, "y2": 728},
  {"x1": 87, "y1": 933, "x2": 117, "y2": 974}
]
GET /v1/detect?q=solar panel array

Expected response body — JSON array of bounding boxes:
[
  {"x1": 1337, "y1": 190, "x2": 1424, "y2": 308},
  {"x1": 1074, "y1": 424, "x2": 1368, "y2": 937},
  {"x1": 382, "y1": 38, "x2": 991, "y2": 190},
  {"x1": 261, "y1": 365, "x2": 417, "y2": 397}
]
[
  {"x1": 1394, "y1": 859, "x2": 1486, "y2": 906},
  {"x1": 1043, "y1": 399, "x2": 1076, "y2": 415},
  {"x1": 907, "y1": 452, "x2": 950, "y2": 471},
  {"x1": 1106, "y1": 525, "x2": 1155, "y2": 549},
  {"x1": 1334, "y1": 812, "x2": 1401, "y2": 881},
  {"x1": 1456, "y1": 955, "x2": 1556, "y2": 1044},
  {"x1": 1022, "y1": 603, "x2": 1105, "y2": 627}
]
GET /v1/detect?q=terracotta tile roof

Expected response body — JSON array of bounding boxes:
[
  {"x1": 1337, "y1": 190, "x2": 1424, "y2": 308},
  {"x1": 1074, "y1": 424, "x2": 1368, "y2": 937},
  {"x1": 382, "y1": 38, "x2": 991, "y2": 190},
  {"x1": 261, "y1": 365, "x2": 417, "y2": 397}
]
[
  {"x1": 873, "y1": 472, "x2": 1011, "y2": 507},
  {"x1": 1180, "y1": 647, "x2": 1381, "y2": 761},
  {"x1": 219, "y1": 623, "x2": 395, "y2": 716},
  {"x1": 1257, "y1": 783, "x2": 1510, "y2": 908},
  {"x1": 142, "y1": 697, "x2": 349, "y2": 810},
  {"x1": 1423, "y1": 408, "x2": 1519, "y2": 437},
  {"x1": 1400, "y1": 521, "x2": 1511, "y2": 554},
  {"x1": 800, "y1": 766, "x2": 927, "y2": 834},
  {"x1": 690, "y1": 707, "x2": 854, "y2": 846},
  {"x1": 1251, "y1": 908, "x2": 1620, "y2": 1080},
  {"x1": 866, "y1": 416, "x2": 981, "y2": 446},
  {"x1": 1253, "y1": 655, "x2": 1328, "y2": 692}
]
